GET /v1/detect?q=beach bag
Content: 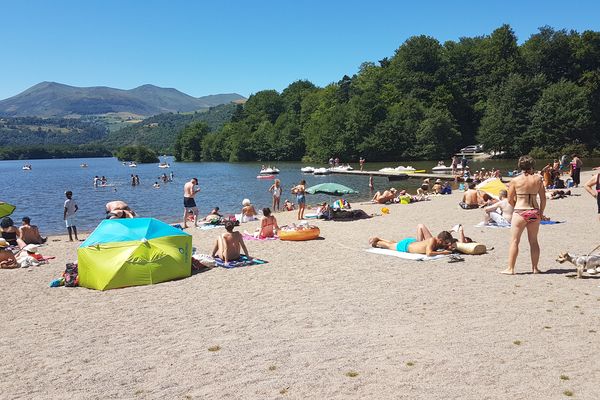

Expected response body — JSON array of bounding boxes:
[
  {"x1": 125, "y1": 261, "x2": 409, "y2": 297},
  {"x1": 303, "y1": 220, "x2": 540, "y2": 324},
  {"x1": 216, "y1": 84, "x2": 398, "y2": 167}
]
[{"x1": 63, "y1": 263, "x2": 79, "y2": 287}]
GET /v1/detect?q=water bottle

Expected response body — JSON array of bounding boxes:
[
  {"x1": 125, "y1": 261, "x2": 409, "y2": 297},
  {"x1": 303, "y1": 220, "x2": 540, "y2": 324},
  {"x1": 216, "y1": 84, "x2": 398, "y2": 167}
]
[{"x1": 49, "y1": 277, "x2": 64, "y2": 287}]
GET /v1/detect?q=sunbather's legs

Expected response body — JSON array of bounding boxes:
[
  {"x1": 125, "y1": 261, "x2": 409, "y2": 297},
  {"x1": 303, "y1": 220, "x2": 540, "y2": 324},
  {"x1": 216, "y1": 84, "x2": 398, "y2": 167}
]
[
  {"x1": 369, "y1": 237, "x2": 397, "y2": 250},
  {"x1": 211, "y1": 237, "x2": 224, "y2": 259},
  {"x1": 416, "y1": 224, "x2": 433, "y2": 241}
]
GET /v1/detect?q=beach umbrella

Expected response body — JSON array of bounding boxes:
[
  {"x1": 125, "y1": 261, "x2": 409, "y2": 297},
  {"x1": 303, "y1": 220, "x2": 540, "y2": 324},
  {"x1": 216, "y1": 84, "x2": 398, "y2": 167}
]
[
  {"x1": 476, "y1": 178, "x2": 507, "y2": 199},
  {"x1": 78, "y1": 218, "x2": 192, "y2": 291},
  {"x1": 305, "y1": 182, "x2": 358, "y2": 196},
  {"x1": 0, "y1": 202, "x2": 16, "y2": 218}
]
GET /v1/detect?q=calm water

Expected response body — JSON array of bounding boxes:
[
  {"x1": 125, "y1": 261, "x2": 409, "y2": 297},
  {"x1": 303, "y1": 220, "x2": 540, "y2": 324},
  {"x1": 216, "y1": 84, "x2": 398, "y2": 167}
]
[{"x1": 1, "y1": 157, "x2": 598, "y2": 234}]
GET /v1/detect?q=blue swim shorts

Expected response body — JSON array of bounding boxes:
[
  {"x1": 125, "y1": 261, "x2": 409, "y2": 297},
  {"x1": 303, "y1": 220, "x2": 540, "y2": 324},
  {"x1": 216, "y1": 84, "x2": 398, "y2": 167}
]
[{"x1": 396, "y1": 237, "x2": 417, "y2": 253}]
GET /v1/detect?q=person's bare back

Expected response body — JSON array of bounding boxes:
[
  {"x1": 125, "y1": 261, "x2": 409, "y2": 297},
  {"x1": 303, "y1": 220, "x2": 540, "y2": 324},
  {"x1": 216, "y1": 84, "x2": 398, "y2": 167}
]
[
  {"x1": 463, "y1": 189, "x2": 479, "y2": 205},
  {"x1": 212, "y1": 221, "x2": 249, "y2": 262}
]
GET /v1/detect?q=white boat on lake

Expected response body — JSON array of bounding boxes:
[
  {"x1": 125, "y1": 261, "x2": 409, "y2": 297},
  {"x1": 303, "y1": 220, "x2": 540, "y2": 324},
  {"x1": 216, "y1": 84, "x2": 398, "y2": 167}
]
[
  {"x1": 313, "y1": 167, "x2": 331, "y2": 175},
  {"x1": 300, "y1": 166, "x2": 315, "y2": 173}
]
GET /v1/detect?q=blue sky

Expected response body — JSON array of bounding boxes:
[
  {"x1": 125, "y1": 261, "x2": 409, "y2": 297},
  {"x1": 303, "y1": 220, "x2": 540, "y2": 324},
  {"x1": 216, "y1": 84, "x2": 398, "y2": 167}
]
[{"x1": 1, "y1": 0, "x2": 599, "y2": 99}]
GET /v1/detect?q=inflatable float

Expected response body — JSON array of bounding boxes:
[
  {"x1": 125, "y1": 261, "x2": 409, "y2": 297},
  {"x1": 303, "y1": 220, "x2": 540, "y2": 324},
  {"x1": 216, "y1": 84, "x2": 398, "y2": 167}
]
[
  {"x1": 257, "y1": 175, "x2": 276, "y2": 179},
  {"x1": 279, "y1": 226, "x2": 320, "y2": 241},
  {"x1": 455, "y1": 242, "x2": 487, "y2": 255}
]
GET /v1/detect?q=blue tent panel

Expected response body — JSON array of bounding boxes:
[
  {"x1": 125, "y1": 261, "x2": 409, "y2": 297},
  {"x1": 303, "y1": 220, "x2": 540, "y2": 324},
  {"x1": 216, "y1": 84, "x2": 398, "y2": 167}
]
[{"x1": 81, "y1": 218, "x2": 189, "y2": 247}]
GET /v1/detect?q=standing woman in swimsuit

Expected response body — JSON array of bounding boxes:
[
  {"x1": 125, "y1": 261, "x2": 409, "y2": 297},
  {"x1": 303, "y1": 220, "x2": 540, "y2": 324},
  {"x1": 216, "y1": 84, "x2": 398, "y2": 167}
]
[
  {"x1": 503, "y1": 155, "x2": 546, "y2": 275},
  {"x1": 292, "y1": 179, "x2": 306, "y2": 220},
  {"x1": 570, "y1": 154, "x2": 583, "y2": 187},
  {"x1": 584, "y1": 171, "x2": 600, "y2": 222},
  {"x1": 269, "y1": 179, "x2": 282, "y2": 211}
]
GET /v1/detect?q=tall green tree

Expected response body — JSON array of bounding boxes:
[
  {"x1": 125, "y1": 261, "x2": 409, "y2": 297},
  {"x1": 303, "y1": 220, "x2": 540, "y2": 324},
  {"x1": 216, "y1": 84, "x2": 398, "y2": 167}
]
[{"x1": 174, "y1": 121, "x2": 210, "y2": 162}]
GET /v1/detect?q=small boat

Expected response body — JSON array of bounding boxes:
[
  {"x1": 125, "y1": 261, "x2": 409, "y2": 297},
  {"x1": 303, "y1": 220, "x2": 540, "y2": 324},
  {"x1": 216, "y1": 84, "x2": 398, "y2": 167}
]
[
  {"x1": 395, "y1": 166, "x2": 416, "y2": 172},
  {"x1": 330, "y1": 165, "x2": 353, "y2": 171},
  {"x1": 432, "y1": 164, "x2": 463, "y2": 173},
  {"x1": 259, "y1": 167, "x2": 280, "y2": 175},
  {"x1": 128, "y1": 162, "x2": 137, "y2": 168},
  {"x1": 313, "y1": 168, "x2": 331, "y2": 175},
  {"x1": 300, "y1": 166, "x2": 315, "y2": 173},
  {"x1": 257, "y1": 175, "x2": 276, "y2": 180},
  {"x1": 379, "y1": 167, "x2": 396, "y2": 172},
  {"x1": 80, "y1": 163, "x2": 88, "y2": 168},
  {"x1": 22, "y1": 164, "x2": 32, "y2": 171},
  {"x1": 158, "y1": 163, "x2": 170, "y2": 169}
]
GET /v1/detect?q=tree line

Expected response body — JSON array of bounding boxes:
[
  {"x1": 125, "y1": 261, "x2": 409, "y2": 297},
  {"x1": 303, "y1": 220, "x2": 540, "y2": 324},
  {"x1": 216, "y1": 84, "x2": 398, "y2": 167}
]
[{"x1": 174, "y1": 25, "x2": 600, "y2": 162}]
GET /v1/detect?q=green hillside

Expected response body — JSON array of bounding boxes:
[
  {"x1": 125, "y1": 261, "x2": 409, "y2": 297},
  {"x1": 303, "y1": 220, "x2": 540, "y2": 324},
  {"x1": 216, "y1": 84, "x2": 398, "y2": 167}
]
[{"x1": 104, "y1": 103, "x2": 238, "y2": 152}]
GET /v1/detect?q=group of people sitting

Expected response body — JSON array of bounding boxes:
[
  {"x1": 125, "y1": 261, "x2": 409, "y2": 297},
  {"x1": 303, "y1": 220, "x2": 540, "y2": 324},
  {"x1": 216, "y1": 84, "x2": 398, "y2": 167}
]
[
  {"x1": 1, "y1": 216, "x2": 46, "y2": 248},
  {"x1": 371, "y1": 187, "x2": 435, "y2": 204}
]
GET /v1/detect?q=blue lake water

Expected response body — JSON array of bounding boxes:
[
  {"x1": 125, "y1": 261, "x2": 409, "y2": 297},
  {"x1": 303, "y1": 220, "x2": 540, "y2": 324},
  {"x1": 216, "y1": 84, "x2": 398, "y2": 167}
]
[{"x1": 1, "y1": 156, "x2": 597, "y2": 234}]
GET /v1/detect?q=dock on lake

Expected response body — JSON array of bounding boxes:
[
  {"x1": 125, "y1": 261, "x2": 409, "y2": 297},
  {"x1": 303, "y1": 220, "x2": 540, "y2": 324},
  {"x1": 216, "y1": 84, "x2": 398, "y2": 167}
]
[
  {"x1": 329, "y1": 169, "x2": 511, "y2": 182},
  {"x1": 328, "y1": 169, "x2": 455, "y2": 181}
]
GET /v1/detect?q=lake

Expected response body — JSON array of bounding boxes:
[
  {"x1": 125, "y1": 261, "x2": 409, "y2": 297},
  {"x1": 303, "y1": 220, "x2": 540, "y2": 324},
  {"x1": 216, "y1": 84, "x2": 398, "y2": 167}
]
[{"x1": 1, "y1": 156, "x2": 598, "y2": 234}]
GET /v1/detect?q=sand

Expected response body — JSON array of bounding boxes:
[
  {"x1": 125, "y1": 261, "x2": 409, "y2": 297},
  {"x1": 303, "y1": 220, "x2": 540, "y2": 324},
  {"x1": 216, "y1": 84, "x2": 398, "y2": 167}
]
[{"x1": 1, "y1": 171, "x2": 599, "y2": 399}]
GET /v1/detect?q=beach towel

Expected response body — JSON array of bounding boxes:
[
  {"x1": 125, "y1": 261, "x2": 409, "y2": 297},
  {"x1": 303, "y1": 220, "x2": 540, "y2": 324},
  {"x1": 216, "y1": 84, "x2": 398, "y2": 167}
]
[
  {"x1": 475, "y1": 220, "x2": 563, "y2": 228},
  {"x1": 198, "y1": 224, "x2": 224, "y2": 230},
  {"x1": 365, "y1": 248, "x2": 448, "y2": 261},
  {"x1": 214, "y1": 255, "x2": 267, "y2": 269},
  {"x1": 242, "y1": 232, "x2": 279, "y2": 241}
]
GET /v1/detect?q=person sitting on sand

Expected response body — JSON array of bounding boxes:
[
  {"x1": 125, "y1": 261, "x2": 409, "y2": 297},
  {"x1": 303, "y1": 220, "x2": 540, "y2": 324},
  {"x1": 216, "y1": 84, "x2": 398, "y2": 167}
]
[
  {"x1": 241, "y1": 199, "x2": 258, "y2": 222},
  {"x1": 105, "y1": 201, "x2": 136, "y2": 219},
  {"x1": 283, "y1": 199, "x2": 295, "y2": 211},
  {"x1": 480, "y1": 193, "x2": 497, "y2": 207},
  {"x1": 211, "y1": 221, "x2": 250, "y2": 263},
  {"x1": 483, "y1": 190, "x2": 513, "y2": 226},
  {"x1": 257, "y1": 208, "x2": 279, "y2": 238},
  {"x1": 417, "y1": 179, "x2": 430, "y2": 195},
  {"x1": 431, "y1": 179, "x2": 443, "y2": 194},
  {"x1": 19, "y1": 217, "x2": 46, "y2": 245},
  {"x1": 1, "y1": 217, "x2": 24, "y2": 248},
  {"x1": 0, "y1": 238, "x2": 18, "y2": 269},
  {"x1": 369, "y1": 224, "x2": 454, "y2": 257},
  {"x1": 372, "y1": 188, "x2": 397, "y2": 204},
  {"x1": 459, "y1": 183, "x2": 480, "y2": 209}
]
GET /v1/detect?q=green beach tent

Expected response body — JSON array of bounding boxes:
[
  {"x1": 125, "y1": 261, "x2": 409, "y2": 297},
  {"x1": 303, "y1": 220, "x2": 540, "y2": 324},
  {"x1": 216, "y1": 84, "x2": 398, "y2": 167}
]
[
  {"x1": 0, "y1": 202, "x2": 16, "y2": 218},
  {"x1": 78, "y1": 218, "x2": 192, "y2": 291}
]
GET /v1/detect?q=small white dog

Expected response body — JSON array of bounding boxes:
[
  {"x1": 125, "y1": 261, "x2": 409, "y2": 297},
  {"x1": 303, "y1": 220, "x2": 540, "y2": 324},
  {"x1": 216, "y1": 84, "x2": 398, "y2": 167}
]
[{"x1": 556, "y1": 252, "x2": 600, "y2": 278}]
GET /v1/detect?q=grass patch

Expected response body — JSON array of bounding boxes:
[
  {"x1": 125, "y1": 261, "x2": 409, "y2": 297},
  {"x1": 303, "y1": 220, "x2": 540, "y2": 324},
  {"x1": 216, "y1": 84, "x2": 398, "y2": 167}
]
[
  {"x1": 279, "y1": 387, "x2": 289, "y2": 394},
  {"x1": 513, "y1": 340, "x2": 522, "y2": 345},
  {"x1": 134, "y1": 389, "x2": 144, "y2": 395},
  {"x1": 560, "y1": 375, "x2": 570, "y2": 380},
  {"x1": 208, "y1": 345, "x2": 221, "y2": 352},
  {"x1": 563, "y1": 390, "x2": 574, "y2": 396},
  {"x1": 268, "y1": 365, "x2": 277, "y2": 371},
  {"x1": 406, "y1": 361, "x2": 415, "y2": 367},
  {"x1": 345, "y1": 371, "x2": 359, "y2": 377}
]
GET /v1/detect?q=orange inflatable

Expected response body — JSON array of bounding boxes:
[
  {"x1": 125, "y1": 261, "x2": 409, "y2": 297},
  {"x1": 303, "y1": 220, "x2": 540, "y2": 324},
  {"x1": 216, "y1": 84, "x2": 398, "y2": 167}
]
[{"x1": 279, "y1": 226, "x2": 320, "y2": 241}]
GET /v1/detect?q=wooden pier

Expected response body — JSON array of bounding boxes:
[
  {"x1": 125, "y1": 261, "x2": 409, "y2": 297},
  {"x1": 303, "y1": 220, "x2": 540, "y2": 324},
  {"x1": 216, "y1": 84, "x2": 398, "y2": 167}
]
[{"x1": 329, "y1": 169, "x2": 511, "y2": 182}]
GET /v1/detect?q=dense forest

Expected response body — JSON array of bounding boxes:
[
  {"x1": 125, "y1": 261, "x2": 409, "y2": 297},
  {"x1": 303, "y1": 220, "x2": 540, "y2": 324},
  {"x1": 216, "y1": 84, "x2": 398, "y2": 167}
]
[
  {"x1": 175, "y1": 25, "x2": 600, "y2": 162},
  {"x1": 0, "y1": 144, "x2": 111, "y2": 160}
]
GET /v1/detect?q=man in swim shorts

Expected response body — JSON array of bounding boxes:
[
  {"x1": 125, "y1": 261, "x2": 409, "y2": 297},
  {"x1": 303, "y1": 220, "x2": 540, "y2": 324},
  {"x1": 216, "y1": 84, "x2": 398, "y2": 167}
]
[
  {"x1": 369, "y1": 224, "x2": 453, "y2": 257},
  {"x1": 183, "y1": 178, "x2": 200, "y2": 229}
]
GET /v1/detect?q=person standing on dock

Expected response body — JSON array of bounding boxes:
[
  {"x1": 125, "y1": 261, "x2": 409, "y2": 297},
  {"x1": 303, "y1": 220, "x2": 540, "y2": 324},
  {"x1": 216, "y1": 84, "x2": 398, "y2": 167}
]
[{"x1": 359, "y1": 157, "x2": 365, "y2": 171}]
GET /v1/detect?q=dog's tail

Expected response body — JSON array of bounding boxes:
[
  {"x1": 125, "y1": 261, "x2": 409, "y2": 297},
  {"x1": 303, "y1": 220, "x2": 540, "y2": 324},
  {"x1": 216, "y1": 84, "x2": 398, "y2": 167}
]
[{"x1": 588, "y1": 243, "x2": 600, "y2": 258}]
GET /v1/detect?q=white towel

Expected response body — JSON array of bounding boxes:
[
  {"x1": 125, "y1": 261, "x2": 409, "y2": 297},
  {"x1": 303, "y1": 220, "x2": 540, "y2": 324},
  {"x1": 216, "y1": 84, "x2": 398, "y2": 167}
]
[{"x1": 365, "y1": 247, "x2": 448, "y2": 261}]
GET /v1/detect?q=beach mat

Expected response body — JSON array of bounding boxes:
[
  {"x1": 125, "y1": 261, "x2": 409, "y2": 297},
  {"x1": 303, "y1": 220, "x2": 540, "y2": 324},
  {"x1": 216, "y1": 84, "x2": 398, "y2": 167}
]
[
  {"x1": 198, "y1": 224, "x2": 224, "y2": 230},
  {"x1": 475, "y1": 220, "x2": 563, "y2": 228},
  {"x1": 214, "y1": 255, "x2": 267, "y2": 269},
  {"x1": 365, "y1": 248, "x2": 448, "y2": 261},
  {"x1": 242, "y1": 232, "x2": 279, "y2": 241}
]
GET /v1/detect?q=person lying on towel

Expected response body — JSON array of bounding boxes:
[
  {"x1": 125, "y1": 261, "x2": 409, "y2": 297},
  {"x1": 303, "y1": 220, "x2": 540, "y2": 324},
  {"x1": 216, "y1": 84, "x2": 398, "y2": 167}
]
[
  {"x1": 369, "y1": 224, "x2": 454, "y2": 257},
  {"x1": 211, "y1": 221, "x2": 251, "y2": 263}
]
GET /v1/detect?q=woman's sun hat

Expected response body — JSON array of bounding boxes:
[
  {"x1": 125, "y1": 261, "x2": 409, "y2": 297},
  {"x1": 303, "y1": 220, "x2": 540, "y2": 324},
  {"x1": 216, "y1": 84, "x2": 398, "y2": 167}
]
[{"x1": 242, "y1": 199, "x2": 251, "y2": 206}]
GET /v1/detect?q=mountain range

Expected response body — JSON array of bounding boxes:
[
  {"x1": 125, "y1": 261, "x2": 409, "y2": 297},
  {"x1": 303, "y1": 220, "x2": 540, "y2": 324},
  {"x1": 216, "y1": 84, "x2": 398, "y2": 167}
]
[{"x1": 0, "y1": 82, "x2": 245, "y2": 117}]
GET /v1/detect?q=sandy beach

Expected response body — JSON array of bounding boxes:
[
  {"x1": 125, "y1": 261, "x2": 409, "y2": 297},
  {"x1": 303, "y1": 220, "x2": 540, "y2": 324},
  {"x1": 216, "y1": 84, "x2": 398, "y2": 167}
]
[{"x1": 2, "y1": 171, "x2": 599, "y2": 400}]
